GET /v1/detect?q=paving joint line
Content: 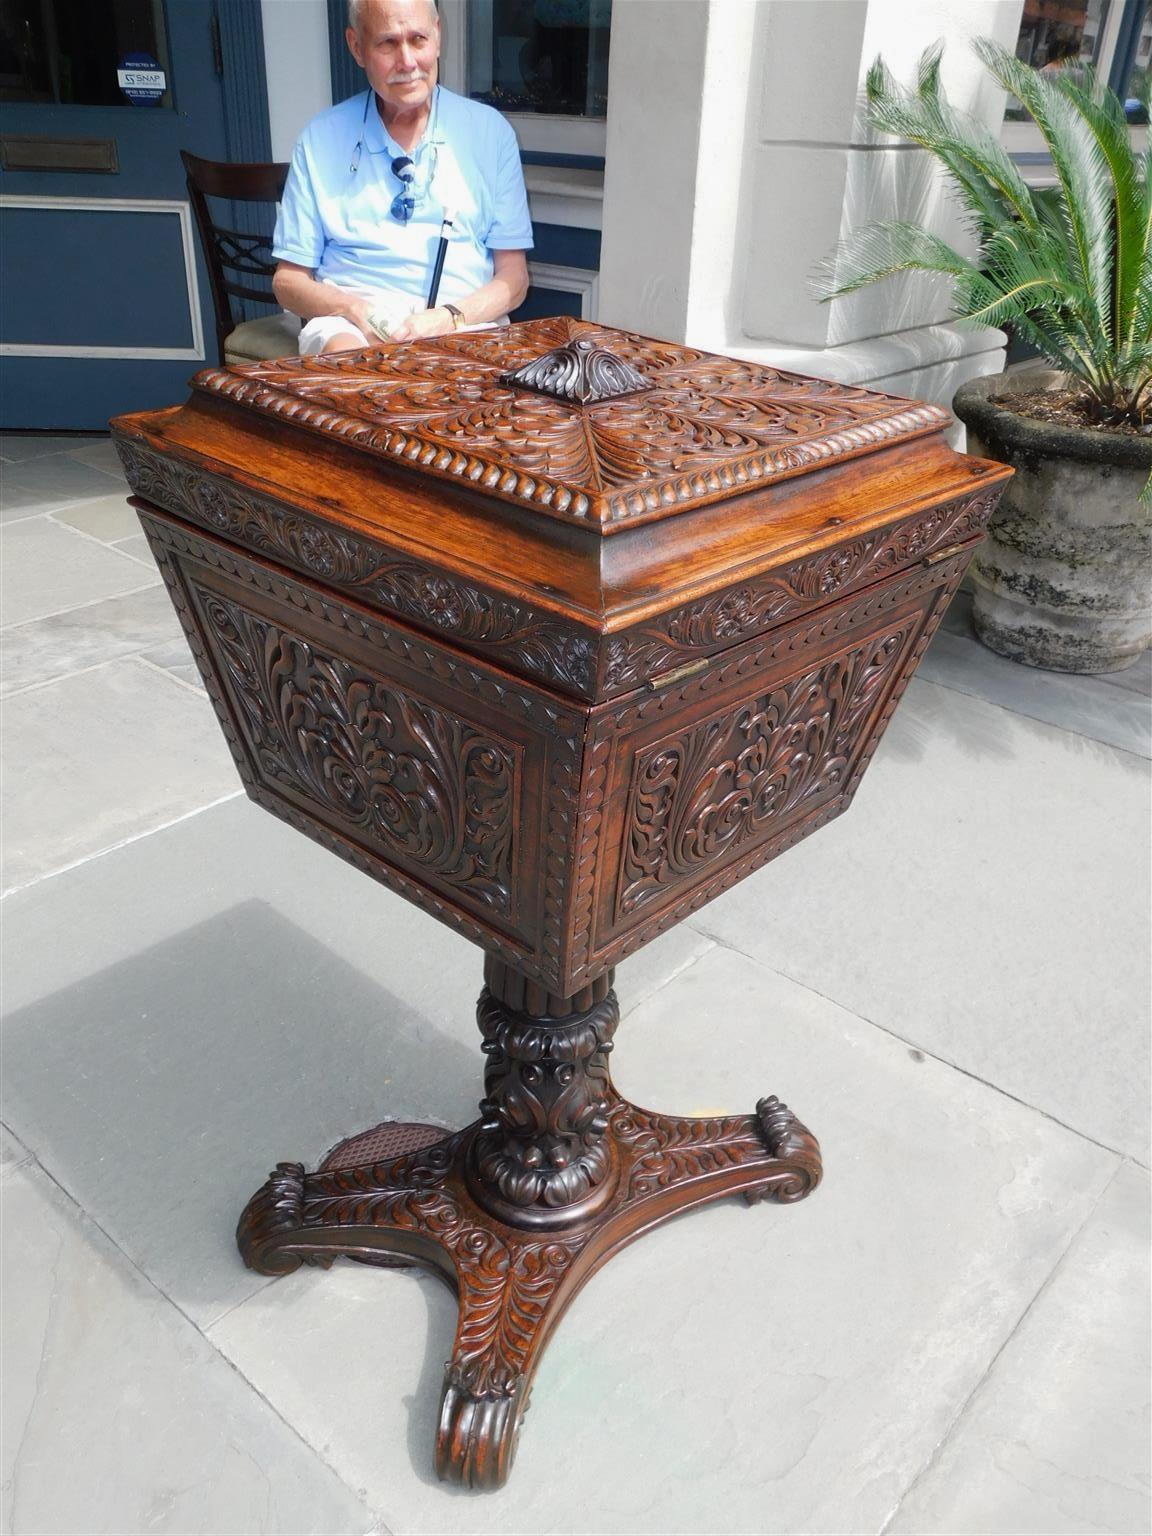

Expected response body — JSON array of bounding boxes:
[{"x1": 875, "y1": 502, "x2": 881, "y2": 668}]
[
  {"x1": 688, "y1": 924, "x2": 1145, "y2": 1167},
  {"x1": 4, "y1": 1148, "x2": 389, "y2": 1533},
  {"x1": 132, "y1": 651, "x2": 207, "y2": 699},
  {"x1": 618, "y1": 937, "x2": 719, "y2": 1023},
  {"x1": 3, "y1": 656, "x2": 134, "y2": 702},
  {"x1": 914, "y1": 670, "x2": 1152, "y2": 762},
  {"x1": 45, "y1": 507, "x2": 143, "y2": 559},
  {"x1": 876, "y1": 1159, "x2": 1126, "y2": 1536},
  {"x1": 0, "y1": 507, "x2": 57, "y2": 527},
  {"x1": 0, "y1": 578, "x2": 161, "y2": 634},
  {"x1": 1, "y1": 791, "x2": 245, "y2": 900}
]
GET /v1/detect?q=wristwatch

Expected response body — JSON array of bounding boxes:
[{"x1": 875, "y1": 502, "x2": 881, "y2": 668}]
[{"x1": 443, "y1": 303, "x2": 465, "y2": 330}]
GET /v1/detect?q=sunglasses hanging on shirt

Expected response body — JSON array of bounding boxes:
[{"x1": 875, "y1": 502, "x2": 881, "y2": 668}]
[{"x1": 389, "y1": 156, "x2": 416, "y2": 223}]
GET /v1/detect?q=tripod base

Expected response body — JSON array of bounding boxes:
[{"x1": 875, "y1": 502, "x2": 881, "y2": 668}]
[{"x1": 237, "y1": 1090, "x2": 821, "y2": 1489}]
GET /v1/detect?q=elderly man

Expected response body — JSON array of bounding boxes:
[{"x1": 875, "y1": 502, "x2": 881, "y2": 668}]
[{"x1": 272, "y1": 0, "x2": 531, "y2": 354}]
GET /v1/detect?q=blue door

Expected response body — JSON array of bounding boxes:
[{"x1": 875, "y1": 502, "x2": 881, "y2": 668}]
[{"x1": 0, "y1": 1, "x2": 240, "y2": 428}]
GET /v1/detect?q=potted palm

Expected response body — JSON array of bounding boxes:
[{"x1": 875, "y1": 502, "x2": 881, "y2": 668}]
[{"x1": 821, "y1": 39, "x2": 1151, "y2": 673}]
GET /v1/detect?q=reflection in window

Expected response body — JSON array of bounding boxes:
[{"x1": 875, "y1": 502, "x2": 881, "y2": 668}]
[
  {"x1": 0, "y1": 0, "x2": 171, "y2": 107},
  {"x1": 1004, "y1": 0, "x2": 1110, "y2": 119},
  {"x1": 467, "y1": 0, "x2": 612, "y2": 118},
  {"x1": 1122, "y1": 2, "x2": 1151, "y2": 122}
]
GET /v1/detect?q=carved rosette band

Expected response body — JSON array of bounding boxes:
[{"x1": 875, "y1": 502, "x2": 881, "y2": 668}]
[
  {"x1": 116, "y1": 437, "x2": 1000, "y2": 703},
  {"x1": 469, "y1": 987, "x2": 621, "y2": 1226}
]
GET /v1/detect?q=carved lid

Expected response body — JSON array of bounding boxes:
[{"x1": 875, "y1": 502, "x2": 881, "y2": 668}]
[{"x1": 193, "y1": 316, "x2": 951, "y2": 532}]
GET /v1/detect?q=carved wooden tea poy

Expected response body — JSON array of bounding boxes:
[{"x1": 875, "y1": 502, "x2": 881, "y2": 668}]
[{"x1": 111, "y1": 316, "x2": 1011, "y2": 1489}]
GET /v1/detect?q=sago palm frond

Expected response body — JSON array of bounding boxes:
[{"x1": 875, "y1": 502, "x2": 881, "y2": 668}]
[
  {"x1": 863, "y1": 48, "x2": 1038, "y2": 237},
  {"x1": 973, "y1": 39, "x2": 1118, "y2": 347},
  {"x1": 819, "y1": 39, "x2": 1152, "y2": 428},
  {"x1": 816, "y1": 220, "x2": 982, "y2": 296},
  {"x1": 1129, "y1": 142, "x2": 1152, "y2": 354},
  {"x1": 1050, "y1": 70, "x2": 1150, "y2": 354}
]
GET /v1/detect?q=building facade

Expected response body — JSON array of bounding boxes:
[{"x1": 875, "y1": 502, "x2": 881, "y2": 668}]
[
  {"x1": 269, "y1": 0, "x2": 1152, "y2": 413},
  {"x1": 2, "y1": 0, "x2": 1148, "y2": 428}
]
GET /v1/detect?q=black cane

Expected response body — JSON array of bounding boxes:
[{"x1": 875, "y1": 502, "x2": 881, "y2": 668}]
[{"x1": 426, "y1": 207, "x2": 456, "y2": 309}]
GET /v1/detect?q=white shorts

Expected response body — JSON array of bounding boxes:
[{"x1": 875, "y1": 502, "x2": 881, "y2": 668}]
[
  {"x1": 298, "y1": 302, "x2": 508, "y2": 356},
  {"x1": 298, "y1": 313, "x2": 375, "y2": 355}
]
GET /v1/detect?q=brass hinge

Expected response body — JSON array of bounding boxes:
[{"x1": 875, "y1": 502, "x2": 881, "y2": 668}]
[
  {"x1": 922, "y1": 541, "x2": 971, "y2": 566},
  {"x1": 645, "y1": 657, "x2": 710, "y2": 691}
]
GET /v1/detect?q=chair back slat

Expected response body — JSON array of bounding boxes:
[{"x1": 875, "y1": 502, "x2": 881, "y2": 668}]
[
  {"x1": 212, "y1": 226, "x2": 279, "y2": 281},
  {"x1": 180, "y1": 149, "x2": 291, "y2": 365},
  {"x1": 181, "y1": 150, "x2": 288, "y2": 203},
  {"x1": 223, "y1": 277, "x2": 281, "y2": 306}
]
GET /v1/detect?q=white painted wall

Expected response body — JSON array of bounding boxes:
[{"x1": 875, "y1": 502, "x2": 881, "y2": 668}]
[
  {"x1": 261, "y1": 0, "x2": 332, "y2": 161},
  {"x1": 743, "y1": 0, "x2": 1023, "y2": 348},
  {"x1": 600, "y1": 0, "x2": 1025, "y2": 407}
]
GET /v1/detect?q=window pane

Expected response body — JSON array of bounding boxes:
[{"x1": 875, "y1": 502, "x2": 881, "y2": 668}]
[
  {"x1": 467, "y1": 0, "x2": 612, "y2": 119},
  {"x1": 1004, "y1": 0, "x2": 1111, "y2": 119},
  {"x1": 0, "y1": 0, "x2": 171, "y2": 108}
]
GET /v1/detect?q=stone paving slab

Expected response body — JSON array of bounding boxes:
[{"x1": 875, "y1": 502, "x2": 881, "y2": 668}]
[
  {"x1": 0, "y1": 585, "x2": 186, "y2": 698},
  {"x1": 0, "y1": 517, "x2": 155, "y2": 626},
  {"x1": 889, "y1": 1159, "x2": 1151, "y2": 1535},
  {"x1": 207, "y1": 946, "x2": 1118, "y2": 1535},
  {"x1": 921, "y1": 595, "x2": 1151, "y2": 757},
  {"x1": 51, "y1": 492, "x2": 144, "y2": 544},
  {"x1": 690, "y1": 675, "x2": 1151, "y2": 1163},
  {"x1": 0, "y1": 433, "x2": 104, "y2": 464},
  {"x1": 1, "y1": 1161, "x2": 378, "y2": 1535},
  {"x1": 112, "y1": 532, "x2": 158, "y2": 567},
  {"x1": 0, "y1": 657, "x2": 239, "y2": 892},
  {"x1": 63, "y1": 438, "x2": 125, "y2": 476},
  {"x1": 0, "y1": 455, "x2": 126, "y2": 520}
]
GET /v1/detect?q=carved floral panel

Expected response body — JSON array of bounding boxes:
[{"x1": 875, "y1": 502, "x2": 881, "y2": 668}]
[
  {"x1": 194, "y1": 586, "x2": 518, "y2": 917},
  {"x1": 616, "y1": 620, "x2": 916, "y2": 918}
]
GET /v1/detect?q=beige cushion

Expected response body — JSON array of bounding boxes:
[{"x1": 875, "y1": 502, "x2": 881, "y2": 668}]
[{"x1": 224, "y1": 312, "x2": 302, "y2": 363}]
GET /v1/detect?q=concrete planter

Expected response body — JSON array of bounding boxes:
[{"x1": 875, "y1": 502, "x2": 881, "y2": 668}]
[{"x1": 952, "y1": 370, "x2": 1152, "y2": 673}]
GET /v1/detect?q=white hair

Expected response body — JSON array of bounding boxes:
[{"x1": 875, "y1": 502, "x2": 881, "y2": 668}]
[{"x1": 348, "y1": 0, "x2": 438, "y2": 30}]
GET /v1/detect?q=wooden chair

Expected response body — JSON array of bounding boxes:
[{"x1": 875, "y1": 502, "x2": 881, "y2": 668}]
[{"x1": 181, "y1": 150, "x2": 301, "y2": 365}]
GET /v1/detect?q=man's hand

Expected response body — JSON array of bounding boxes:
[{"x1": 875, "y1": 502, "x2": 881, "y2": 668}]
[
  {"x1": 387, "y1": 307, "x2": 457, "y2": 343},
  {"x1": 337, "y1": 292, "x2": 380, "y2": 340}
]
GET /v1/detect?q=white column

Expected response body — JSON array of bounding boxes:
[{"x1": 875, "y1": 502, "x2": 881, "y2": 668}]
[
  {"x1": 261, "y1": 0, "x2": 332, "y2": 161},
  {"x1": 597, "y1": 0, "x2": 715, "y2": 337}
]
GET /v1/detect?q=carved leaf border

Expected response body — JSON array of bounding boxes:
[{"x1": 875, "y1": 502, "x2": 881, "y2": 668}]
[
  {"x1": 119, "y1": 435, "x2": 1000, "y2": 703},
  {"x1": 116, "y1": 438, "x2": 599, "y2": 698}
]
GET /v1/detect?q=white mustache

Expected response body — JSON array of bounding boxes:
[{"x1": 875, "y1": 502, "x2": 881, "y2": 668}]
[{"x1": 387, "y1": 70, "x2": 428, "y2": 83}]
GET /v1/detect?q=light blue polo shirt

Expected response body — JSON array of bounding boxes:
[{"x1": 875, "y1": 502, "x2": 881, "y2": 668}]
[{"x1": 273, "y1": 85, "x2": 533, "y2": 306}]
